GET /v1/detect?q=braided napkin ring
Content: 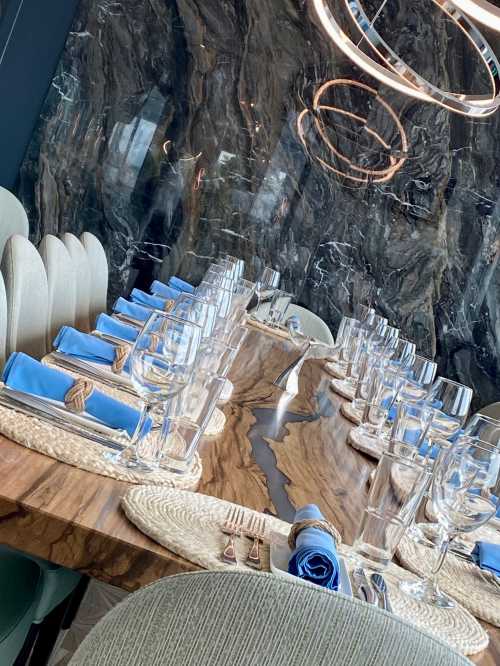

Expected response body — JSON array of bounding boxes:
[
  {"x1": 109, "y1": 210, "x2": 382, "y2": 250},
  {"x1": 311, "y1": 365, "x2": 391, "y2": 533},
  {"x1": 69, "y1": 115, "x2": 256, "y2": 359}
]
[
  {"x1": 112, "y1": 344, "x2": 129, "y2": 374},
  {"x1": 288, "y1": 519, "x2": 342, "y2": 551},
  {"x1": 64, "y1": 379, "x2": 94, "y2": 414},
  {"x1": 164, "y1": 299, "x2": 175, "y2": 313}
]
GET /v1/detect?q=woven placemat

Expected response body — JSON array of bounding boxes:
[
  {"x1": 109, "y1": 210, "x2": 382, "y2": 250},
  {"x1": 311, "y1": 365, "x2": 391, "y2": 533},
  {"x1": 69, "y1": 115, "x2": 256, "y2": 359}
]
[
  {"x1": 348, "y1": 426, "x2": 386, "y2": 459},
  {"x1": 247, "y1": 318, "x2": 290, "y2": 340},
  {"x1": 397, "y1": 529, "x2": 500, "y2": 628},
  {"x1": 123, "y1": 487, "x2": 487, "y2": 655},
  {"x1": 340, "y1": 401, "x2": 362, "y2": 425},
  {"x1": 218, "y1": 379, "x2": 234, "y2": 404},
  {"x1": 330, "y1": 378, "x2": 355, "y2": 400},
  {"x1": 0, "y1": 403, "x2": 202, "y2": 488},
  {"x1": 324, "y1": 361, "x2": 346, "y2": 379}
]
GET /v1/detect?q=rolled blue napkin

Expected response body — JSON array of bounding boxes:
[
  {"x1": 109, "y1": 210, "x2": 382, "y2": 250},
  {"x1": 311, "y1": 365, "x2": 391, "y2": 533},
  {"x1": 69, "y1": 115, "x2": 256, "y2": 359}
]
[
  {"x1": 150, "y1": 280, "x2": 182, "y2": 300},
  {"x1": 288, "y1": 504, "x2": 340, "y2": 590},
  {"x1": 2, "y1": 352, "x2": 146, "y2": 437},
  {"x1": 472, "y1": 542, "x2": 500, "y2": 576},
  {"x1": 131, "y1": 288, "x2": 171, "y2": 311},
  {"x1": 95, "y1": 314, "x2": 138, "y2": 343},
  {"x1": 113, "y1": 297, "x2": 152, "y2": 323},
  {"x1": 53, "y1": 326, "x2": 130, "y2": 374},
  {"x1": 169, "y1": 276, "x2": 194, "y2": 294}
]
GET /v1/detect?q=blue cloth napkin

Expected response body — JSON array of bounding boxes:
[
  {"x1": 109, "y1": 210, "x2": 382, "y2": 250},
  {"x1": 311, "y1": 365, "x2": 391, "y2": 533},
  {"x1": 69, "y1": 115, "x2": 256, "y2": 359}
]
[
  {"x1": 95, "y1": 314, "x2": 138, "y2": 343},
  {"x1": 150, "y1": 280, "x2": 182, "y2": 300},
  {"x1": 472, "y1": 542, "x2": 500, "y2": 576},
  {"x1": 288, "y1": 504, "x2": 340, "y2": 590},
  {"x1": 2, "y1": 352, "x2": 146, "y2": 438},
  {"x1": 53, "y1": 326, "x2": 130, "y2": 374},
  {"x1": 113, "y1": 297, "x2": 152, "y2": 323},
  {"x1": 130, "y1": 288, "x2": 172, "y2": 311},
  {"x1": 169, "y1": 276, "x2": 194, "y2": 294}
]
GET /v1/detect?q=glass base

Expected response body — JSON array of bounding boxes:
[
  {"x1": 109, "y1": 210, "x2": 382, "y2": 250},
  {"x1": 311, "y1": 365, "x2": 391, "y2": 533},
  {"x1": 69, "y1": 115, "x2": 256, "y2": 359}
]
[
  {"x1": 399, "y1": 579, "x2": 455, "y2": 609},
  {"x1": 104, "y1": 448, "x2": 160, "y2": 473}
]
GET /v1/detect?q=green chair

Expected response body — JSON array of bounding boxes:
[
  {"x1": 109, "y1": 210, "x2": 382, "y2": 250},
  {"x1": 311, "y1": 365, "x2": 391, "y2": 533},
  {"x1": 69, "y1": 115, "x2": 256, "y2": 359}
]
[
  {"x1": 69, "y1": 570, "x2": 470, "y2": 666},
  {"x1": 0, "y1": 545, "x2": 83, "y2": 665}
]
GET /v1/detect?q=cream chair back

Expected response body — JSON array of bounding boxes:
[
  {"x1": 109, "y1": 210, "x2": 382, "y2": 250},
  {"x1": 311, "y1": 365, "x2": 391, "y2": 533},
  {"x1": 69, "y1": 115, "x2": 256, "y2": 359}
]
[
  {"x1": 80, "y1": 232, "x2": 109, "y2": 327},
  {"x1": 39, "y1": 235, "x2": 77, "y2": 351},
  {"x1": 0, "y1": 187, "x2": 29, "y2": 260},
  {"x1": 1, "y1": 235, "x2": 49, "y2": 359},
  {"x1": 62, "y1": 233, "x2": 91, "y2": 332},
  {"x1": 0, "y1": 272, "x2": 7, "y2": 370}
]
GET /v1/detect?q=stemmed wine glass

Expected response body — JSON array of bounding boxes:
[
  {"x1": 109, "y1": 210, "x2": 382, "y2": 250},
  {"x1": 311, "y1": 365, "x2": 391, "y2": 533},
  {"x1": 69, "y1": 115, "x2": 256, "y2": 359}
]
[
  {"x1": 253, "y1": 267, "x2": 281, "y2": 318},
  {"x1": 401, "y1": 436, "x2": 500, "y2": 608},
  {"x1": 426, "y1": 377, "x2": 473, "y2": 441},
  {"x1": 109, "y1": 311, "x2": 201, "y2": 471}
]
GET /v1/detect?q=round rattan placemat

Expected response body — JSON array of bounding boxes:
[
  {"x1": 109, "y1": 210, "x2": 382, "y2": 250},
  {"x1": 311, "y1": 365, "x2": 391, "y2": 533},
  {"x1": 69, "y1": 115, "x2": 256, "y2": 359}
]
[
  {"x1": 324, "y1": 361, "x2": 346, "y2": 379},
  {"x1": 347, "y1": 426, "x2": 386, "y2": 459},
  {"x1": 340, "y1": 401, "x2": 362, "y2": 425},
  {"x1": 330, "y1": 378, "x2": 355, "y2": 400},
  {"x1": 123, "y1": 487, "x2": 488, "y2": 655}
]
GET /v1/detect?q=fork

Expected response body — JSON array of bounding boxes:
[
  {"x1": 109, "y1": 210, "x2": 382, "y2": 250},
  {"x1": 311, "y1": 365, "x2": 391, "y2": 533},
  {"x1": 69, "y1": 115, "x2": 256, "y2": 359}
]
[
  {"x1": 245, "y1": 514, "x2": 266, "y2": 570},
  {"x1": 221, "y1": 506, "x2": 245, "y2": 565}
]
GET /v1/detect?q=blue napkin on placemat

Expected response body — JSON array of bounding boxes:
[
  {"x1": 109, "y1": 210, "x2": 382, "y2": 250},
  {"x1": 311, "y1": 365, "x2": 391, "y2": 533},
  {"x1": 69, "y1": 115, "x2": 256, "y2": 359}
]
[
  {"x1": 150, "y1": 280, "x2": 182, "y2": 300},
  {"x1": 472, "y1": 542, "x2": 500, "y2": 577},
  {"x1": 95, "y1": 314, "x2": 138, "y2": 343},
  {"x1": 53, "y1": 326, "x2": 130, "y2": 374},
  {"x1": 131, "y1": 289, "x2": 172, "y2": 311},
  {"x1": 288, "y1": 504, "x2": 340, "y2": 590},
  {"x1": 2, "y1": 353, "x2": 146, "y2": 437},
  {"x1": 113, "y1": 297, "x2": 152, "y2": 323},
  {"x1": 169, "y1": 276, "x2": 194, "y2": 294}
]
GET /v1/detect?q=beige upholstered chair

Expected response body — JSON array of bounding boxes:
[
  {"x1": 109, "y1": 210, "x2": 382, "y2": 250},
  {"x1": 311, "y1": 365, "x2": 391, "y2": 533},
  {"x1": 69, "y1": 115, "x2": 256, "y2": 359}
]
[
  {"x1": 0, "y1": 187, "x2": 29, "y2": 261},
  {"x1": 39, "y1": 234, "x2": 77, "y2": 351},
  {"x1": 1, "y1": 235, "x2": 49, "y2": 359},
  {"x1": 62, "y1": 233, "x2": 91, "y2": 332},
  {"x1": 0, "y1": 272, "x2": 7, "y2": 370},
  {"x1": 69, "y1": 571, "x2": 468, "y2": 666},
  {"x1": 80, "y1": 232, "x2": 109, "y2": 327}
]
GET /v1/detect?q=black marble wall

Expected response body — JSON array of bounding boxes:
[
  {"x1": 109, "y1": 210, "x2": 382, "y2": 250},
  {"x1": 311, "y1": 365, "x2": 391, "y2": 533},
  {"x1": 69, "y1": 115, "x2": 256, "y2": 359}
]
[{"x1": 17, "y1": 0, "x2": 500, "y2": 407}]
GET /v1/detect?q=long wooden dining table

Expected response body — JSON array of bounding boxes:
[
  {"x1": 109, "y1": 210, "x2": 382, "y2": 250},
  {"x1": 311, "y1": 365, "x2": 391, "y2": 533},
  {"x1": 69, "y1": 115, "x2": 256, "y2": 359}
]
[{"x1": 0, "y1": 326, "x2": 498, "y2": 664}]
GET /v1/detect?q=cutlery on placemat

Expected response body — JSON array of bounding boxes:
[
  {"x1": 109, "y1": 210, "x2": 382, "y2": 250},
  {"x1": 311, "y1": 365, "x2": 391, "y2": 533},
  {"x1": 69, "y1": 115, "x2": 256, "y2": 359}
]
[
  {"x1": 352, "y1": 567, "x2": 377, "y2": 605},
  {"x1": 49, "y1": 352, "x2": 137, "y2": 397},
  {"x1": 112, "y1": 313, "x2": 144, "y2": 329},
  {"x1": 439, "y1": 545, "x2": 500, "y2": 593},
  {"x1": 245, "y1": 514, "x2": 266, "y2": 570},
  {"x1": 221, "y1": 506, "x2": 245, "y2": 565},
  {"x1": 92, "y1": 330, "x2": 133, "y2": 347},
  {"x1": 370, "y1": 573, "x2": 393, "y2": 613}
]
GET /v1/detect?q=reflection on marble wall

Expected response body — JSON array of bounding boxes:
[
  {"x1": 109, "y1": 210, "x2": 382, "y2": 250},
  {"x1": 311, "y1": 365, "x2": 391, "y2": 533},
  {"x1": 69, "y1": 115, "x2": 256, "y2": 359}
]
[{"x1": 17, "y1": 0, "x2": 500, "y2": 407}]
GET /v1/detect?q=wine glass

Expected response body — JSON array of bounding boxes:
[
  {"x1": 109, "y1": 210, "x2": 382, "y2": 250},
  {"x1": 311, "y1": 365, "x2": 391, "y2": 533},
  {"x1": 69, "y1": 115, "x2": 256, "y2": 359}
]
[
  {"x1": 398, "y1": 355, "x2": 437, "y2": 404},
  {"x1": 401, "y1": 436, "x2": 500, "y2": 608},
  {"x1": 172, "y1": 293, "x2": 217, "y2": 340},
  {"x1": 109, "y1": 312, "x2": 201, "y2": 471},
  {"x1": 426, "y1": 377, "x2": 473, "y2": 441},
  {"x1": 254, "y1": 267, "x2": 281, "y2": 318},
  {"x1": 464, "y1": 413, "x2": 500, "y2": 449}
]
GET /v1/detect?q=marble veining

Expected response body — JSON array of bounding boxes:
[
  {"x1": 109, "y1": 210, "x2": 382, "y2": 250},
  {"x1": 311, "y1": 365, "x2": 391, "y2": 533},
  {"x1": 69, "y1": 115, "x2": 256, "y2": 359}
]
[{"x1": 17, "y1": 0, "x2": 500, "y2": 408}]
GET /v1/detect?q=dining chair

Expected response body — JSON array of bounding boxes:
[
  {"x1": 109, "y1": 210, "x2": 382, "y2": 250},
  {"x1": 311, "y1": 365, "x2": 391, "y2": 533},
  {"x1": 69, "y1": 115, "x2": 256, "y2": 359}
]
[
  {"x1": 80, "y1": 232, "x2": 109, "y2": 328},
  {"x1": 0, "y1": 545, "x2": 83, "y2": 666},
  {"x1": 62, "y1": 233, "x2": 92, "y2": 332},
  {"x1": 1, "y1": 234, "x2": 49, "y2": 359},
  {"x1": 0, "y1": 272, "x2": 7, "y2": 371},
  {"x1": 252, "y1": 302, "x2": 335, "y2": 345},
  {"x1": 68, "y1": 570, "x2": 468, "y2": 665},
  {"x1": 0, "y1": 187, "x2": 29, "y2": 261},
  {"x1": 39, "y1": 234, "x2": 77, "y2": 351}
]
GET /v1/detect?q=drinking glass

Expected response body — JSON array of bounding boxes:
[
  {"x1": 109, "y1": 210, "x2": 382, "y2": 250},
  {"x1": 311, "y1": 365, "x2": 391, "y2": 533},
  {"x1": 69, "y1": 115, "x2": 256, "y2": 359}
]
[
  {"x1": 163, "y1": 372, "x2": 226, "y2": 473},
  {"x1": 390, "y1": 338, "x2": 416, "y2": 370},
  {"x1": 172, "y1": 293, "x2": 217, "y2": 340},
  {"x1": 338, "y1": 320, "x2": 367, "y2": 387},
  {"x1": 398, "y1": 355, "x2": 437, "y2": 403},
  {"x1": 360, "y1": 366, "x2": 405, "y2": 440},
  {"x1": 426, "y1": 377, "x2": 473, "y2": 442},
  {"x1": 464, "y1": 413, "x2": 500, "y2": 448},
  {"x1": 254, "y1": 267, "x2": 281, "y2": 316},
  {"x1": 110, "y1": 312, "x2": 201, "y2": 471},
  {"x1": 222, "y1": 255, "x2": 245, "y2": 280},
  {"x1": 352, "y1": 349, "x2": 390, "y2": 414},
  {"x1": 382, "y1": 325, "x2": 400, "y2": 351},
  {"x1": 389, "y1": 401, "x2": 436, "y2": 453},
  {"x1": 401, "y1": 436, "x2": 500, "y2": 608},
  {"x1": 195, "y1": 281, "x2": 234, "y2": 318},
  {"x1": 352, "y1": 445, "x2": 431, "y2": 571},
  {"x1": 266, "y1": 290, "x2": 293, "y2": 328},
  {"x1": 232, "y1": 278, "x2": 255, "y2": 310}
]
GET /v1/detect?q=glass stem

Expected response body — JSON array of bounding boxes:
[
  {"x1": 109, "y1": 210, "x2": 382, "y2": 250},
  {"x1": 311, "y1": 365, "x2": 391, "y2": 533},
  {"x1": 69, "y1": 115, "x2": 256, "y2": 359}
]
[
  {"x1": 429, "y1": 533, "x2": 451, "y2": 590},
  {"x1": 132, "y1": 400, "x2": 155, "y2": 447}
]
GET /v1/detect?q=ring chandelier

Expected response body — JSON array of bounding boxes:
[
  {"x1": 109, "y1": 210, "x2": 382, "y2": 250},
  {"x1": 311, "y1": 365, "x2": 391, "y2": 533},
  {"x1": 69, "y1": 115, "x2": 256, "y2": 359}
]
[{"x1": 312, "y1": 0, "x2": 500, "y2": 116}]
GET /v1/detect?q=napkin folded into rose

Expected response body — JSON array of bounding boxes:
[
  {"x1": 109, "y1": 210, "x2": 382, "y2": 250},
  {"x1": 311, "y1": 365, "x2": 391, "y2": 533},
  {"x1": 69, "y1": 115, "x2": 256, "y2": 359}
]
[
  {"x1": 130, "y1": 288, "x2": 175, "y2": 311},
  {"x1": 150, "y1": 280, "x2": 183, "y2": 300},
  {"x1": 472, "y1": 542, "x2": 500, "y2": 577},
  {"x1": 169, "y1": 276, "x2": 194, "y2": 294},
  {"x1": 288, "y1": 504, "x2": 340, "y2": 590},
  {"x1": 2, "y1": 352, "x2": 146, "y2": 437},
  {"x1": 113, "y1": 297, "x2": 152, "y2": 323},
  {"x1": 53, "y1": 326, "x2": 131, "y2": 374},
  {"x1": 95, "y1": 313, "x2": 138, "y2": 343}
]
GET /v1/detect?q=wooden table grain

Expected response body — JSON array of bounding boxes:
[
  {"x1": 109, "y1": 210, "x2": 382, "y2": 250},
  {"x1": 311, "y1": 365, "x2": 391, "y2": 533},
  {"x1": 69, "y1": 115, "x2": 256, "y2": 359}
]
[{"x1": 0, "y1": 327, "x2": 498, "y2": 664}]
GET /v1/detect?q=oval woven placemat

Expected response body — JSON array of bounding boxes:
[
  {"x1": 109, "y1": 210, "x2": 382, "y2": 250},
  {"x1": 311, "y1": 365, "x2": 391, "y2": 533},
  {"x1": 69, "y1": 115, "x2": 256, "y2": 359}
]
[
  {"x1": 347, "y1": 426, "x2": 386, "y2": 459},
  {"x1": 330, "y1": 378, "x2": 355, "y2": 401},
  {"x1": 246, "y1": 318, "x2": 290, "y2": 340},
  {"x1": 324, "y1": 361, "x2": 346, "y2": 379},
  {"x1": 122, "y1": 487, "x2": 487, "y2": 656},
  {"x1": 397, "y1": 530, "x2": 500, "y2": 628},
  {"x1": 340, "y1": 401, "x2": 362, "y2": 425},
  {"x1": 0, "y1": 403, "x2": 202, "y2": 488}
]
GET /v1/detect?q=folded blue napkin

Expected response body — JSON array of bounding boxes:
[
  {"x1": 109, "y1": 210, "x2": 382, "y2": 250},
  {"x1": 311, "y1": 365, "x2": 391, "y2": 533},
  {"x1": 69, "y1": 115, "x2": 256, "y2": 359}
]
[
  {"x1": 131, "y1": 289, "x2": 172, "y2": 311},
  {"x1": 113, "y1": 297, "x2": 152, "y2": 323},
  {"x1": 95, "y1": 314, "x2": 138, "y2": 343},
  {"x1": 472, "y1": 542, "x2": 500, "y2": 576},
  {"x1": 53, "y1": 326, "x2": 130, "y2": 374},
  {"x1": 2, "y1": 352, "x2": 146, "y2": 437},
  {"x1": 288, "y1": 504, "x2": 340, "y2": 590},
  {"x1": 169, "y1": 276, "x2": 194, "y2": 294},
  {"x1": 150, "y1": 280, "x2": 182, "y2": 300}
]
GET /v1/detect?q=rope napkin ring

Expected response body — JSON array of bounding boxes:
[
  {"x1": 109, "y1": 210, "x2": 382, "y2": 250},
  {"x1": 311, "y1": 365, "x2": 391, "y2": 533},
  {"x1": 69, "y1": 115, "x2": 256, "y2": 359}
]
[
  {"x1": 64, "y1": 379, "x2": 94, "y2": 414},
  {"x1": 164, "y1": 299, "x2": 175, "y2": 313},
  {"x1": 288, "y1": 519, "x2": 342, "y2": 550},
  {"x1": 112, "y1": 344, "x2": 129, "y2": 374}
]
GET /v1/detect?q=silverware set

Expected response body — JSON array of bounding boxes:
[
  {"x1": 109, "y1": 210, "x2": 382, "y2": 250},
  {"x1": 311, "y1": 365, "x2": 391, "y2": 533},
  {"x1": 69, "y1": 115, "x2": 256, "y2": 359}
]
[
  {"x1": 351, "y1": 566, "x2": 393, "y2": 611},
  {"x1": 220, "y1": 507, "x2": 266, "y2": 569}
]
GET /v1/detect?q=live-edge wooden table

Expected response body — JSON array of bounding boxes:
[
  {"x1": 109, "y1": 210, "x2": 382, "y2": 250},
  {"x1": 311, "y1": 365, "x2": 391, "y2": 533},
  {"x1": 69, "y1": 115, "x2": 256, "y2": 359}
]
[{"x1": 0, "y1": 327, "x2": 498, "y2": 664}]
